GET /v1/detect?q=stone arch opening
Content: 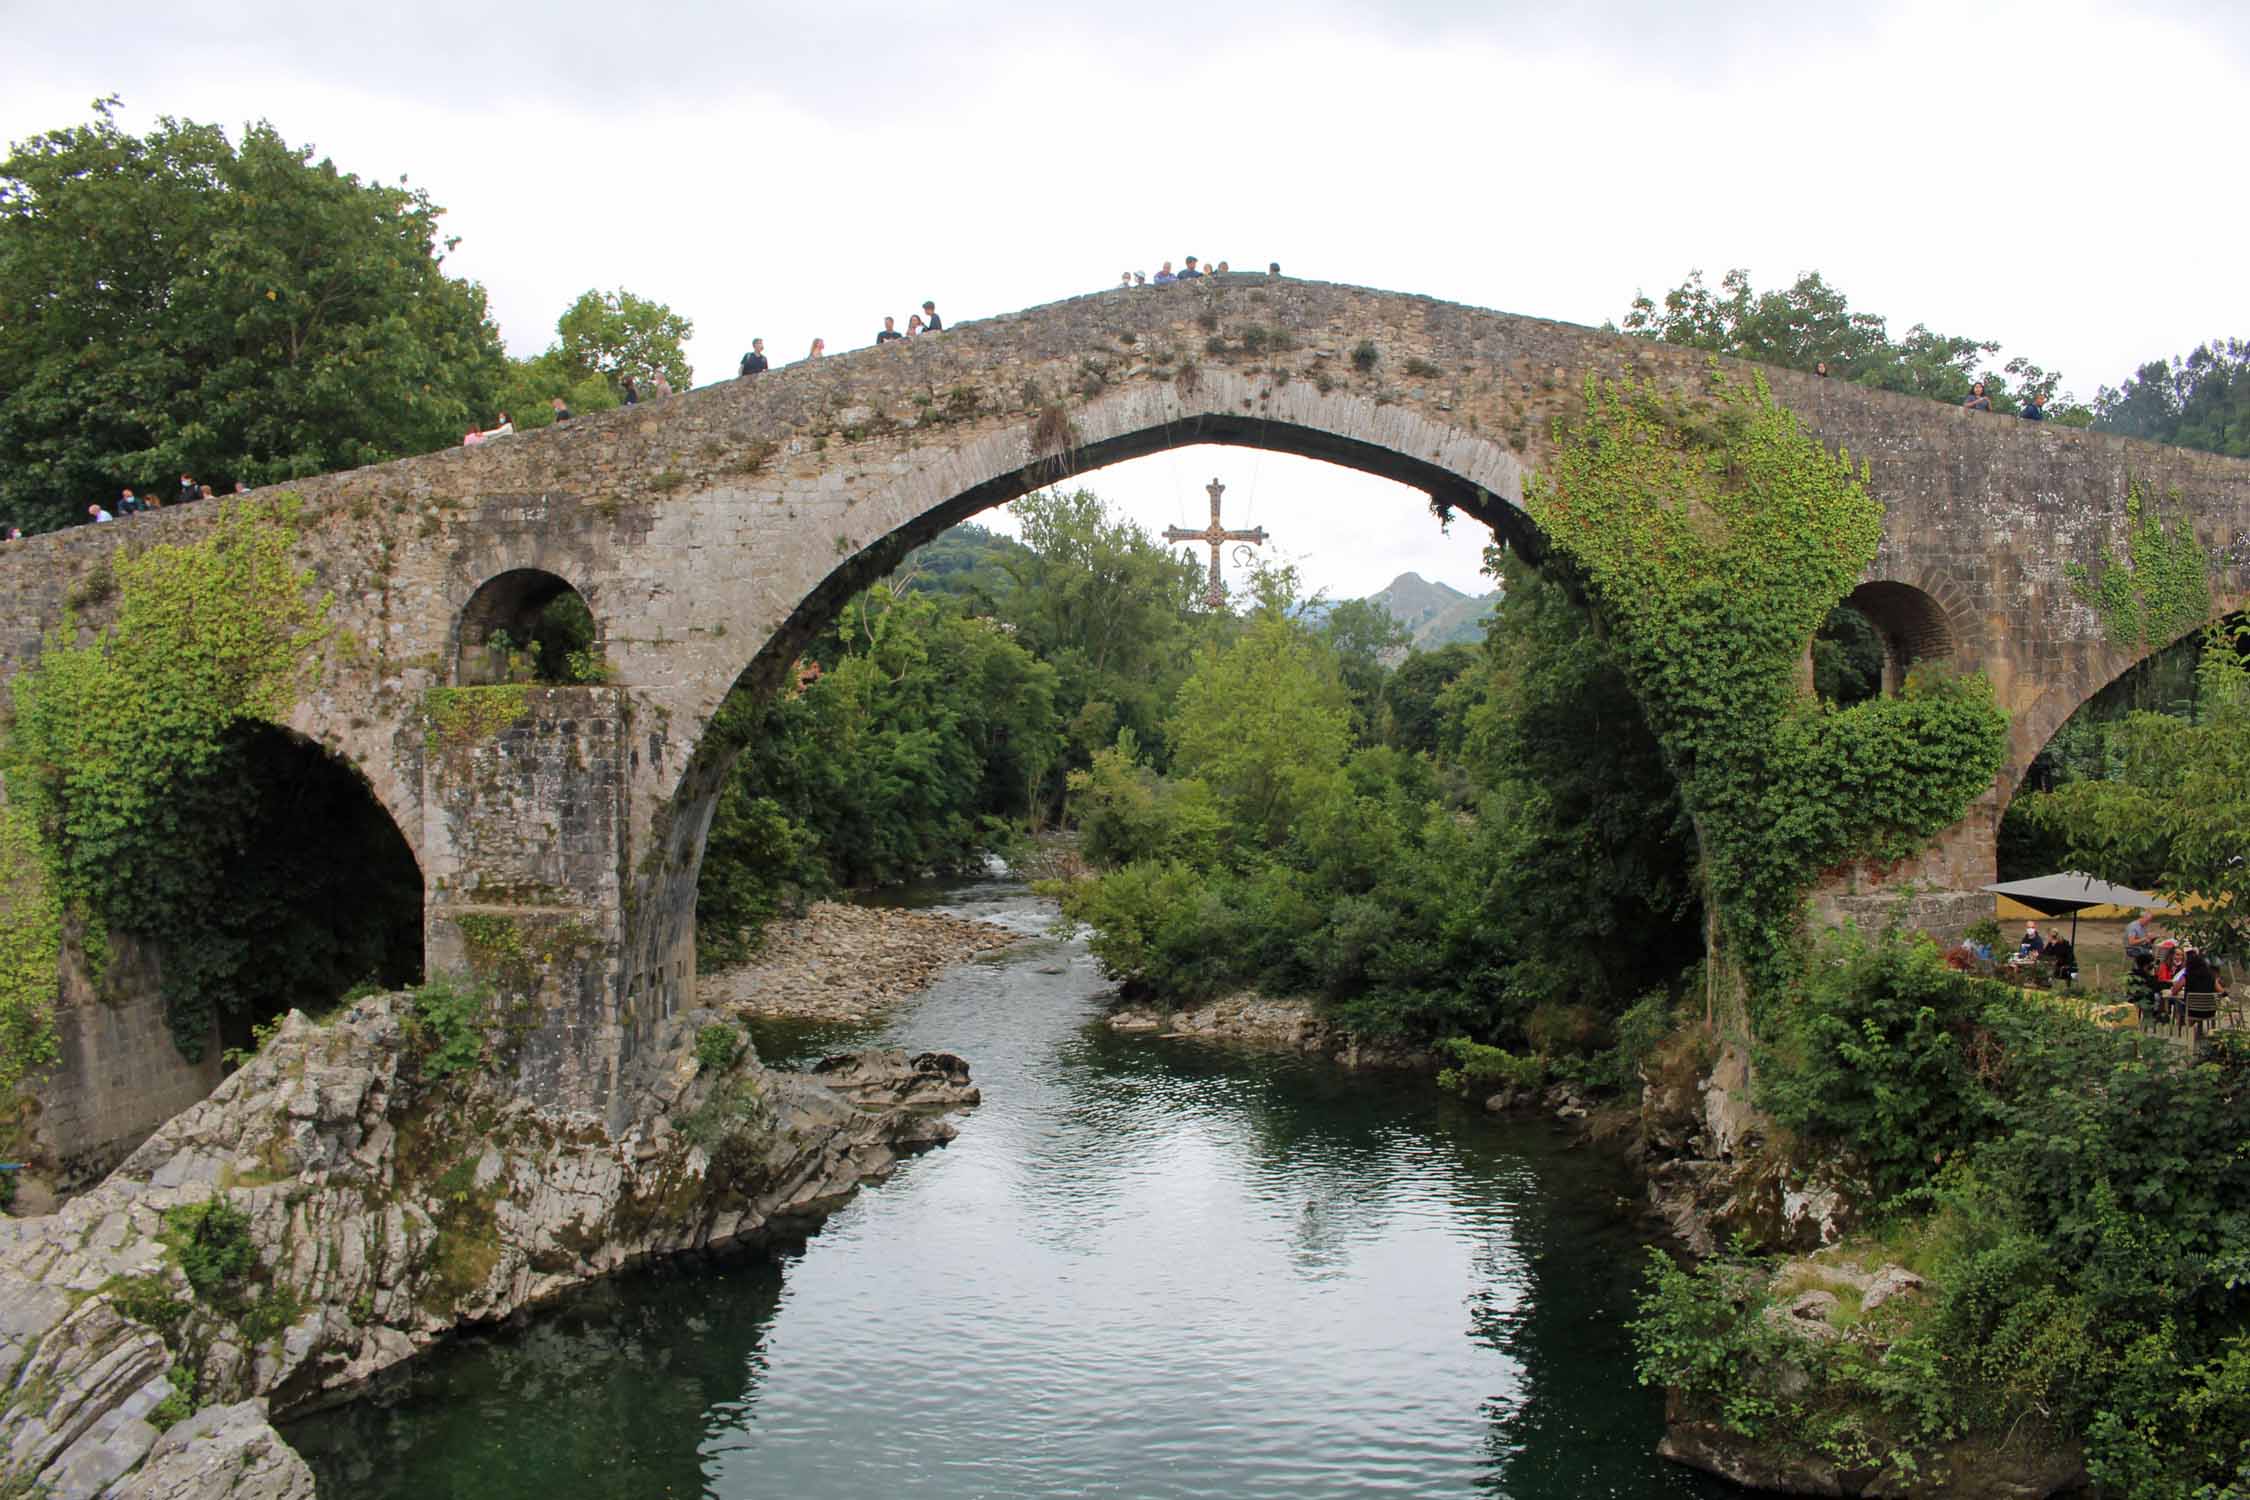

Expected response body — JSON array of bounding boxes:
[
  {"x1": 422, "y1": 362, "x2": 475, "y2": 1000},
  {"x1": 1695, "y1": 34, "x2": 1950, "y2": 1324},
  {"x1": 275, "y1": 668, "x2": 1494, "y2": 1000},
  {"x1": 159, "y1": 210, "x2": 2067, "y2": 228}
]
[
  {"x1": 1841, "y1": 581, "x2": 1956, "y2": 696},
  {"x1": 637, "y1": 397, "x2": 1545, "y2": 1013},
  {"x1": 208, "y1": 722, "x2": 426, "y2": 1052},
  {"x1": 455, "y1": 568, "x2": 605, "y2": 685}
]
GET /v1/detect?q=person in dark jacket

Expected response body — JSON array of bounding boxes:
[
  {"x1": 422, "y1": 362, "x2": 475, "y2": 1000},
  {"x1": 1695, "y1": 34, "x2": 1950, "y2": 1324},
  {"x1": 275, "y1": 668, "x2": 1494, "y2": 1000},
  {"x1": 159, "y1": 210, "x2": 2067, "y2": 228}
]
[{"x1": 740, "y1": 340, "x2": 768, "y2": 376}]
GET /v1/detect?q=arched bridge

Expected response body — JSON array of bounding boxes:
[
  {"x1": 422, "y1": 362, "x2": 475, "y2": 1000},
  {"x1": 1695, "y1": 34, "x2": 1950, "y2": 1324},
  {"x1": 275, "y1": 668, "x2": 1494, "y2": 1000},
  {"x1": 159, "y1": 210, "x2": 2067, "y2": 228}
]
[{"x1": 7, "y1": 276, "x2": 2250, "y2": 1121}]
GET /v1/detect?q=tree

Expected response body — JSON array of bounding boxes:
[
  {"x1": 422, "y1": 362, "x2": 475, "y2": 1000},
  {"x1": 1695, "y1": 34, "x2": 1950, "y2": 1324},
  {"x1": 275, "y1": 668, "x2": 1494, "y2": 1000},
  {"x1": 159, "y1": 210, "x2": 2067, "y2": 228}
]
[
  {"x1": 2095, "y1": 339, "x2": 2250, "y2": 458},
  {"x1": 1166, "y1": 568, "x2": 1353, "y2": 850},
  {"x1": 996, "y1": 489, "x2": 1209, "y2": 797},
  {"x1": 0, "y1": 100, "x2": 508, "y2": 533},
  {"x1": 1321, "y1": 598, "x2": 1410, "y2": 746},
  {"x1": 1622, "y1": 268, "x2": 2080, "y2": 417},
  {"x1": 550, "y1": 288, "x2": 694, "y2": 393}
]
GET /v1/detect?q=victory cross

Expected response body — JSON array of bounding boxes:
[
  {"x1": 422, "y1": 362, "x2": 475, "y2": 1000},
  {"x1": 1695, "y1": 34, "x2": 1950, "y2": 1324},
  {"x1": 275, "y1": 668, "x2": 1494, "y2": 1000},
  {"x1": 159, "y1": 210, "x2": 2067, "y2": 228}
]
[{"x1": 1164, "y1": 478, "x2": 1269, "y2": 609}]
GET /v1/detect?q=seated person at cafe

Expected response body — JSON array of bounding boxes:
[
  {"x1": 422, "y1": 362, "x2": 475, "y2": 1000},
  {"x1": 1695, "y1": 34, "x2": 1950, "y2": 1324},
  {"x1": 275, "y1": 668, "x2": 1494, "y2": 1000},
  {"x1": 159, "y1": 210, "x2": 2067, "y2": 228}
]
[
  {"x1": 2043, "y1": 932, "x2": 2077, "y2": 977},
  {"x1": 2172, "y1": 946, "x2": 2228, "y2": 1037}
]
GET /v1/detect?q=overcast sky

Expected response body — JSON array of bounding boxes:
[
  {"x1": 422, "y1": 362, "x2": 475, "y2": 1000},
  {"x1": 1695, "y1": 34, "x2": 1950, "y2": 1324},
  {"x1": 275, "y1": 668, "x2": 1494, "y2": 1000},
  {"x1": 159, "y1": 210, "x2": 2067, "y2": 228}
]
[{"x1": 7, "y1": 1, "x2": 2244, "y2": 598}]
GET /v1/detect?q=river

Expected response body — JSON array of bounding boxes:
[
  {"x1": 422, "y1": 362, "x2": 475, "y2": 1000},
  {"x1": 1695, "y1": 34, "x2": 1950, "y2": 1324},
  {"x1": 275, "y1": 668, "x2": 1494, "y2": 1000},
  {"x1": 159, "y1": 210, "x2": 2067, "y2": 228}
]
[{"x1": 287, "y1": 871, "x2": 1736, "y2": 1498}]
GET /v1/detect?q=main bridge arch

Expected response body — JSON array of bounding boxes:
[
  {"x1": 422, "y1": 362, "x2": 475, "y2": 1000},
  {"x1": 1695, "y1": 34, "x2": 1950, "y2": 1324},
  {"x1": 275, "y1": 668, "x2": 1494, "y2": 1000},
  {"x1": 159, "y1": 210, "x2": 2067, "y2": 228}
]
[{"x1": 7, "y1": 276, "x2": 2250, "y2": 1118}]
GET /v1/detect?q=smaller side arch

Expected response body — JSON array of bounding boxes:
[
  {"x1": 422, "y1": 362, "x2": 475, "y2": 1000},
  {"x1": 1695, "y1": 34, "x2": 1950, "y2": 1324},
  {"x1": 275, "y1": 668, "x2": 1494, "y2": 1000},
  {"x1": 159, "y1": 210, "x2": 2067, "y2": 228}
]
[
  {"x1": 1844, "y1": 580, "x2": 1958, "y2": 695},
  {"x1": 453, "y1": 568, "x2": 601, "y2": 685}
]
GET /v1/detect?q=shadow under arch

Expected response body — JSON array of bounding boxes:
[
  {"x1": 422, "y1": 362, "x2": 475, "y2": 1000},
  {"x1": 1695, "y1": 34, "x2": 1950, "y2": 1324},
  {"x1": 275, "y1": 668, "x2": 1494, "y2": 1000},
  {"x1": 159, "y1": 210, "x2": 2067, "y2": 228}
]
[
  {"x1": 454, "y1": 567, "x2": 601, "y2": 686},
  {"x1": 200, "y1": 719, "x2": 425, "y2": 1050},
  {"x1": 1840, "y1": 579, "x2": 1958, "y2": 696}
]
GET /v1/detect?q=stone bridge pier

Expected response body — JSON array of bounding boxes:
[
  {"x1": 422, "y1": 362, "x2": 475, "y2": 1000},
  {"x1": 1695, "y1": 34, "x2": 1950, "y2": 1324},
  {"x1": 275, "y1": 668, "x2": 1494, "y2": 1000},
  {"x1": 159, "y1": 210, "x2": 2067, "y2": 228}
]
[{"x1": 7, "y1": 274, "x2": 2250, "y2": 1139}]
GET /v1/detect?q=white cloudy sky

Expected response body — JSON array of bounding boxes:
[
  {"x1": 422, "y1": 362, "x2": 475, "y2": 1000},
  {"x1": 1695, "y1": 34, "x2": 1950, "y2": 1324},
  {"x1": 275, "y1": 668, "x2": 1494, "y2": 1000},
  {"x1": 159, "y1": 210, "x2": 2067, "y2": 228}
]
[{"x1": 7, "y1": 1, "x2": 2244, "y2": 598}]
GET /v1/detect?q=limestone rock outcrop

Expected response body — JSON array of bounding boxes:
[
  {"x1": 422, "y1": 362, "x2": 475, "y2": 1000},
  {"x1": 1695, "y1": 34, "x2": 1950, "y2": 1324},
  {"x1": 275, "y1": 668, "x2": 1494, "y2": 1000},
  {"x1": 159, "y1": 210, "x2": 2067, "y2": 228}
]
[{"x1": 0, "y1": 997, "x2": 976, "y2": 1497}]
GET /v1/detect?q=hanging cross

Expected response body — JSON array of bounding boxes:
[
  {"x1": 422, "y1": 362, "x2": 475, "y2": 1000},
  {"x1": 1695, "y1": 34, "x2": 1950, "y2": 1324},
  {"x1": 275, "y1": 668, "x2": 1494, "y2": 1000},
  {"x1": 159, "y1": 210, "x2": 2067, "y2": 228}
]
[{"x1": 1164, "y1": 478, "x2": 1268, "y2": 609}]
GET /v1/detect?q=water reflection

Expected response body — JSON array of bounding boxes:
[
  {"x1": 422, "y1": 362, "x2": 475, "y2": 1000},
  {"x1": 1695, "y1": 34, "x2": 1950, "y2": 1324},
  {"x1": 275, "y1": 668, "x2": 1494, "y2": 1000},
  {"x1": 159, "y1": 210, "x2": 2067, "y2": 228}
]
[{"x1": 291, "y1": 875, "x2": 1735, "y2": 1498}]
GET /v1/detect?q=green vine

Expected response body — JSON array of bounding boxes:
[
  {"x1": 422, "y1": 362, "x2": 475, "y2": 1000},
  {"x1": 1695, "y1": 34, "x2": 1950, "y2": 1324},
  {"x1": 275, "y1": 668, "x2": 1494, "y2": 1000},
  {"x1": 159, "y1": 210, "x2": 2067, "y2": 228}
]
[
  {"x1": 1, "y1": 498, "x2": 333, "y2": 1059},
  {"x1": 2064, "y1": 480, "x2": 2212, "y2": 654},
  {"x1": 1525, "y1": 372, "x2": 2008, "y2": 1013},
  {"x1": 0, "y1": 804, "x2": 63, "y2": 1095},
  {"x1": 422, "y1": 684, "x2": 530, "y2": 753}
]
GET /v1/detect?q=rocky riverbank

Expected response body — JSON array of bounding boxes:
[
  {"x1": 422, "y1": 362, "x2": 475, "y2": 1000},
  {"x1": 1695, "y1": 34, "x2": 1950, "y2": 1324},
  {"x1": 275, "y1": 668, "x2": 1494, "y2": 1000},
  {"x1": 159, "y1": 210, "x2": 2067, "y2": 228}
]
[
  {"x1": 0, "y1": 996, "x2": 977, "y2": 1498},
  {"x1": 702, "y1": 901, "x2": 1021, "y2": 1022},
  {"x1": 1104, "y1": 993, "x2": 1435, "y2": 1069}
]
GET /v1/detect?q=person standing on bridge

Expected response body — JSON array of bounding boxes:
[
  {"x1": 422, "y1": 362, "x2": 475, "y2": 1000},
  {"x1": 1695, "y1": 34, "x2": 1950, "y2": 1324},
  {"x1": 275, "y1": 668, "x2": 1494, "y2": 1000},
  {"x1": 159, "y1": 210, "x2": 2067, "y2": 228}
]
[
  {"x1": 652, "y1": 372, "x2": 673, "y2": 399},
  {"x1": 2020, "y1": 391, "x2": 2047, "y2": 422},
  {"x1": 1153, "y1": 261, "x2": 1176, "y2": 284},
  {"x1": 87, "y1": 502, "x2": 113, "y2": 523},
  {"x1": 1177, "y1": 257, "x2": 1203, "y2": 280},
  {"x1": 808, "y1": 338, "x2": 826, "y2": 359},
  {"x1": 118, "y1": 487, "x2": 141, "y2": 517},
  {"x1": 920, "y1": 300, "x2": 943, "y2": 333},
  {"x1": 1963, "y1": 382, "x2": 1992, "y2": 413},
  {"x1": 177, "y1": 473, "x2": 198, "y2": 506},
  {"x1": 876, "y1": 316, "x2": 905, "y2": 344},
  {"x1": 907, "y1": 315, "x2": 925, "y2": 336},
  {"x1": 740, "y1": 340, "x2": 768, "y2": 376},
  {"x1": 551, "y1": 396, "x2": 573, "y2": 422}
]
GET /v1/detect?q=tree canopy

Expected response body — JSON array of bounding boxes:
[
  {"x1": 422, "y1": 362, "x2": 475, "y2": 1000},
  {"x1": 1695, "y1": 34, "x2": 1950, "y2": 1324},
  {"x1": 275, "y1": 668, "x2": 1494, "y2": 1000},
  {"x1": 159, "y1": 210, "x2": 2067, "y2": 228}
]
[
  {"x1": 1621, "y1": 268, "x2": 2080, "y2": 418},
  {"x1": 0, "y1": 100, "x2": 508, "y2": 533},
  {"x1": 2094, "y1": 338, "x2": 2250, "y2": 458}
]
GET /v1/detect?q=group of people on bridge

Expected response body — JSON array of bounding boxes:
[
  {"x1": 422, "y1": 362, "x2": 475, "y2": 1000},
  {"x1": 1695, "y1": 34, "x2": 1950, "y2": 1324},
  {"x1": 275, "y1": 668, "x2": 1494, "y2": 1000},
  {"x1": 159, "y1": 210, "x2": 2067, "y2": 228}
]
[
  {"x1": 56, "y1": 473, "x2": 249, "y2": 530},
  {"x1": 739, "y1": 300, "x2": 947, "y2": 378}
]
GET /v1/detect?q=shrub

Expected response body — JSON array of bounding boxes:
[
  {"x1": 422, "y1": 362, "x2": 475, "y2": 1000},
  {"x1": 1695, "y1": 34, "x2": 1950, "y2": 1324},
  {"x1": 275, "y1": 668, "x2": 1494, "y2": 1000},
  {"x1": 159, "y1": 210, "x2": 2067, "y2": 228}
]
[
  {"x1": 694, "y1": 1023, "x2": 745, "y2": 1072},
  {"x1": 160, "y1": 1198, "x2": 256, "y2": 1301},
  {"x1": 407, "y1": 974, "x2": 491, "y2": 1079},
  {"x1": 1758, "y1": 928, "x2": 1999, "y2": 1199},
  {"x1": 1351, "y1": 339, "x2": 1379, "y2": 373},
  {"x1": 1436, "y1": 1037, "x2": 1546, "y2": 1097}
]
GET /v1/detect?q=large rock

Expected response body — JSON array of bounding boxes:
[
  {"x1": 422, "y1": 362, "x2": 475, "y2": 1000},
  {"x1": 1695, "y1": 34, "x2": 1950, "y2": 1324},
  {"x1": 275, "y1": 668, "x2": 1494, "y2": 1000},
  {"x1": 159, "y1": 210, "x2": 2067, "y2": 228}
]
[{"x1": 0, "y1": 996, "x2": 978, "y2": 1497}]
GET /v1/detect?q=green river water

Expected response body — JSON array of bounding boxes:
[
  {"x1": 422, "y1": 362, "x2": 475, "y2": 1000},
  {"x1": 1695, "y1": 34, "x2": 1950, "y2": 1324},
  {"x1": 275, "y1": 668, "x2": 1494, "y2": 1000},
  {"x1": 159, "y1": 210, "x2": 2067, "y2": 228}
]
[{"x1": 286, "y1": 872, "x2": 1738, "y2": 1498}]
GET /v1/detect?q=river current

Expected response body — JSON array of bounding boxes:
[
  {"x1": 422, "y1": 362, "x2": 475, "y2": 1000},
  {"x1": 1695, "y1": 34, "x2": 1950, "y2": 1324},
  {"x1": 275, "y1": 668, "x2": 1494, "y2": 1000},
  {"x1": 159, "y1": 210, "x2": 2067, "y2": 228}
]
[{"x1": 287, "y1": 872, "x2": 1735, "y2": 1498}]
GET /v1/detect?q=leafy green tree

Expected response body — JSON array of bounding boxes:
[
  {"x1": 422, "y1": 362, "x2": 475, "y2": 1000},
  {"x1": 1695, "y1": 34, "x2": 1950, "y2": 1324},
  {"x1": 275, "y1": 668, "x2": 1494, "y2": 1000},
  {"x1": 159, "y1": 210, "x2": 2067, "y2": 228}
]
[
  {"x1": 695, "y1": 583, "x2": 1061, "y2": 964},
  {"x1": 1167, "y1": 569, "x2": 1354, "y2": 850},
  {"x1": 1622, "y1": 268, "x2": 2079, "y2": 416},
  {"x1": 0, "y1": 100, "x2": 508, "y2": 533},
  {"x1": 1455, "y1": 554, "x2": 1700, "y2": 1015},
  {"x1": 1382, "y1": 642, "x2": 1480, "y2": 756},
  {"x1": 996, "y1": 489, "x2": 1209, "y2": 797},
  {"x1": 1321, "y1": 598, "x2": 1409, "y2": 746},
  {"x1": 550, "y1": 287, "x2": 693, "y2": 393},
  {"x1": 2095, "y1": 338, "x2": 2250, "y2": 458}
]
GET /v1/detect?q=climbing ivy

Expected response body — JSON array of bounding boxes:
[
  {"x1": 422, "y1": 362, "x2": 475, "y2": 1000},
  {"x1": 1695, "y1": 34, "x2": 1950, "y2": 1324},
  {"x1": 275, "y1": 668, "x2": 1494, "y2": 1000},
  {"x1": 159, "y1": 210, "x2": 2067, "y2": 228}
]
[
  {"x1": 2064, "y1": 480, "x2": 2212, "y2": 655},
  {"x1": 1524, "y1": 372, "x2": 2008, "y2": 1012},
  {"x1": 1, "y1": 499, "x2": 333, "y2": 1059},
  {"x1": 0, "y1": 804, "x2": 63, "y2": 1095}
]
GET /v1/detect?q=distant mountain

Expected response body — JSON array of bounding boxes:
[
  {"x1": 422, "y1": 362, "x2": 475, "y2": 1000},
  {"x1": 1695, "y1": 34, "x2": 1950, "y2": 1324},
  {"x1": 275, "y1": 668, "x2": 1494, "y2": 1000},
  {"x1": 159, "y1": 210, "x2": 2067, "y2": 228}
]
[{"x1": 1363, "y1": 572, "x2": 1500, "y2": 651}]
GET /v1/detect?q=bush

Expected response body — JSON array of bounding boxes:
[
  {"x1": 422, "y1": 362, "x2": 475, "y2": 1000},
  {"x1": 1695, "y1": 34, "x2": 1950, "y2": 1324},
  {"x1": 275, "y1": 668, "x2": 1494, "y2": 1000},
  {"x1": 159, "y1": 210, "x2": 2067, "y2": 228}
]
[
  {"x1": 1436, "y1": 1037, "x2": 1545, "y2": 1097},
  {"x1": 694, "y1": 1023, "x2": 745, "y2": 1072},
  {"x1": 407, "y1": 975, "x2": 490, "y2": 1079},
  {"x1": 1759, "y1": 928, "x2": 2001, "y2": 1199},
  {"x1": 160, "y1": 1198, "x2": 256, "y2": 1301}
]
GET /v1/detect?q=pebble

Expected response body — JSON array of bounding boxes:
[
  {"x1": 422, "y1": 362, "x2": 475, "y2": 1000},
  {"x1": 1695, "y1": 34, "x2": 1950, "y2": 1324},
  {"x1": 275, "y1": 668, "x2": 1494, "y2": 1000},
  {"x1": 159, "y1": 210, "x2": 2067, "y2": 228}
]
[{"x1": 699, "y1": 902, "x2": 1020, "y2": 1022}]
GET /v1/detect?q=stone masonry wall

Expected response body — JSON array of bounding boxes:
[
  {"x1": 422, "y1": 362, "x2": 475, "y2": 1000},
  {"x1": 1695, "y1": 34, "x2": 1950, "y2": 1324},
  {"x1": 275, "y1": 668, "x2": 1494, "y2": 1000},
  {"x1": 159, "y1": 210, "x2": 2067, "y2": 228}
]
[
  {"x1": 3, "y1": 276, "x2": 2248, "y2": 1115},
  {"x1": 26, "y1": 932, "x2": 219, "y2": 1192}
]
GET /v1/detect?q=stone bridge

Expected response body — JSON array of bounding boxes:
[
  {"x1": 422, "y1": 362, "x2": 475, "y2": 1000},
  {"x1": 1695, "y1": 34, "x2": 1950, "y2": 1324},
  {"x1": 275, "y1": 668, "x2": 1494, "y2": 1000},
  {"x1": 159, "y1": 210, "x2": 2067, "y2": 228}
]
[{"x1": 8, "y1": 275, "x2": 2250, "y2": 1137}]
